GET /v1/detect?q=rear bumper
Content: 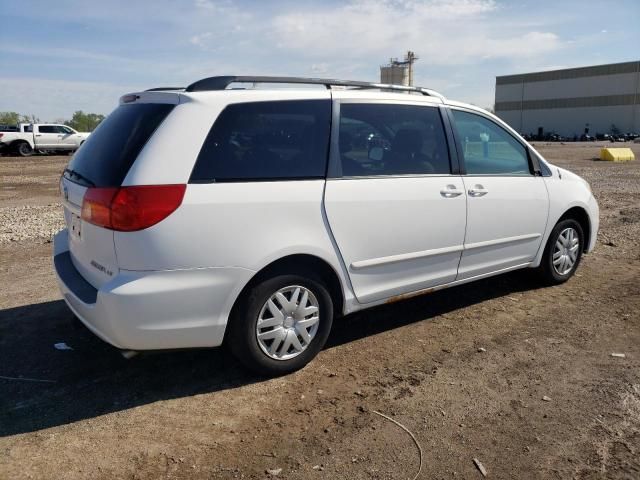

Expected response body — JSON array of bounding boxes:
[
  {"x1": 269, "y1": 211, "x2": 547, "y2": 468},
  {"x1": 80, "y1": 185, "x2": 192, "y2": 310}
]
[{"x1": 53, "y1": 229, "x2": 255, "y2": 350}]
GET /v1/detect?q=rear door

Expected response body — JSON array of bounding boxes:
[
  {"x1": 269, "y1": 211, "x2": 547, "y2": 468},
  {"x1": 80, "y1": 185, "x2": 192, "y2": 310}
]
[
  {"x1": 450, "y1": 108, "x2": 549, "y2": 279},
  {"x1": 324, "y1": 100, "x2": 466, "y2": 304},
  {"x1": 61, "y1": 99, "x2": 176, "y2": 289},
  {"x1": 60, "y1": 177, "x2": 118, "y2": 288}
]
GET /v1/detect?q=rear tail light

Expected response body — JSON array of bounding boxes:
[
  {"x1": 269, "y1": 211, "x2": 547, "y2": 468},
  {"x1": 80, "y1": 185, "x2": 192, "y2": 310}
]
[
  {"x1": 81, "y1": 184, "x2": 186, "y2": 231},
  {"x1": 82, "y1": 187, "x2": 118, "y2": 229},
  {"x1": 0, "y1": 133, "x2": 3, "y2": 139}
]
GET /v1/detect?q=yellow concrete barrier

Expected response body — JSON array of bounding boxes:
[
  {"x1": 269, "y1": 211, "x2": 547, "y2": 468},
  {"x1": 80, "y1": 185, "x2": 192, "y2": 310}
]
[{"x1": 600, "y1": 147, "x2": 635, "y2": 162}]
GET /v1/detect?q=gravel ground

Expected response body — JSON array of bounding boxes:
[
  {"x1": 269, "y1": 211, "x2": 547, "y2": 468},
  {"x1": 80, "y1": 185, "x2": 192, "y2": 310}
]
[
  {"x1": 0, "y1": 204, "x2": 64, "y2": 244},
  {"x1": 0, "y1": 145, "x2": 639, "y2": 480}
]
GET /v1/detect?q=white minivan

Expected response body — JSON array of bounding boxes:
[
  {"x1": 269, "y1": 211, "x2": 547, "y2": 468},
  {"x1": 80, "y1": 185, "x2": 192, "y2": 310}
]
[{"x1": 54, "y1": 76, "x2": 599, "y2": 375}]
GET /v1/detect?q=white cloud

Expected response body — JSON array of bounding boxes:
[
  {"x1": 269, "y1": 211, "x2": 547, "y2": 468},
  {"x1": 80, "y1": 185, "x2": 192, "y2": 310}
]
[
  {"x1": 1, "y1": 0, "x2": 576, "y2": 117},
  {"x1": 190, "y1": 32, "x2": 214, "y2": 47},
  {"x1": 270, "y1": 0, "x2": 562, "y2": 64},
  {"x1": 478, "y1": 32, "x2": 562, "y2": 59},
  {"x1": 311, "y1": 63, "x2": 330, "y2": 74},
  {"x1": 195, "y1": 0, "x2": 216, "y2": 9}
]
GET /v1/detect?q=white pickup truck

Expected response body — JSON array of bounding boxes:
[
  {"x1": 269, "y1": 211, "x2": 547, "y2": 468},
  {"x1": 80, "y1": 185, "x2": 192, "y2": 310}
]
[{"x1": 0, "y1": 123, "x2": 90, "y2": 156}]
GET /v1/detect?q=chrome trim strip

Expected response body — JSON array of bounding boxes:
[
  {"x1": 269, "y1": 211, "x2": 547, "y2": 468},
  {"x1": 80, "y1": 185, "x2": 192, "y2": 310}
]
[
  {"x1": 464, "y1": 233, "x2": 541, "y2": 251},
  {"x1": 351, "y1": 244, "x2": 464, "y2": 270},
  {"x1": 350, "y1": 233, "x2": 541, "y2": 270}
]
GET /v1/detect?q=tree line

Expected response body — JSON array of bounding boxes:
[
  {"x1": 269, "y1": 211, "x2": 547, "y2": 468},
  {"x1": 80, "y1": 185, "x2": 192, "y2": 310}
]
[{"x1": 0, "y1": 111, "x2": 105, "y2": 132}]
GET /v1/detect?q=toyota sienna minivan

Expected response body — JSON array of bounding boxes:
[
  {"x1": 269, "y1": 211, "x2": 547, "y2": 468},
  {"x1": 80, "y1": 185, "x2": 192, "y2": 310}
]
[{"x1": 54, "y1": 76, "x2": 599, "y2": 375}]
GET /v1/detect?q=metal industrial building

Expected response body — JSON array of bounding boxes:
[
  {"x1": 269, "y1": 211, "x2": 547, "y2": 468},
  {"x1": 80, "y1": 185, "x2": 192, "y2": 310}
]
[{"x1": 495, "y1": 61, "x2": 640, "y2": 138}]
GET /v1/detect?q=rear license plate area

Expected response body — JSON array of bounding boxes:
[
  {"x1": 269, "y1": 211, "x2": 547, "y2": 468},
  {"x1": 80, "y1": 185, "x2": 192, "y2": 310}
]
[{"x1": 70, "y1": 213, "x2": 82, "y2": 240}]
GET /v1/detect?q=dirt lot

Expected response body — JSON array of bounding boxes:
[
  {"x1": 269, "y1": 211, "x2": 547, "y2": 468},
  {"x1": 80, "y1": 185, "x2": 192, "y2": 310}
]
[{"x1": 1, "y1": 143, "x2": 639, "y2": 480}]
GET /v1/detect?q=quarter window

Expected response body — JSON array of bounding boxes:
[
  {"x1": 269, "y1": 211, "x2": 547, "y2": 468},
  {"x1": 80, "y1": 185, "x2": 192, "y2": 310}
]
[
  {"x1": 190, "y1": 100, "x2": 331, "y2": 182},
  {"x1": 338, "y1": 103, "x2": 450, "y2": 176},
  {"x1": 452, "y1": 110, "x2": 530, "y2": 175}
]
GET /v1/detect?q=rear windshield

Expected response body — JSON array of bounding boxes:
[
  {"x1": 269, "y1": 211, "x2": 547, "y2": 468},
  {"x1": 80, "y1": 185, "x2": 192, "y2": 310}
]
[{"x1": 66, "y1": 103, "x2": 174, "y2": 187}]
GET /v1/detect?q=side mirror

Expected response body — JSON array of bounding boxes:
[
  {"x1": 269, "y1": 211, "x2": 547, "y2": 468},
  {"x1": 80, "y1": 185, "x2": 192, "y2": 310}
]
[{"x1": 368, "y1": 147, "x2": 383, "y2": 162}]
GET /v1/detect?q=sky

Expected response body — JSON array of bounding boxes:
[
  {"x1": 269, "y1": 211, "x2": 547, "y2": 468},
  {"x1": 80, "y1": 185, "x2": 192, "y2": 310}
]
[{"x1": 1, "y1": 0, "x2": 639, "y2": 121}]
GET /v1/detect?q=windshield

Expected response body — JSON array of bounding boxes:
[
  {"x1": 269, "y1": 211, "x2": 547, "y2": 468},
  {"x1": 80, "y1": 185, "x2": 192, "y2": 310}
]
[{"x1": 66, "y1": 103, "x2": 174, "y2": 187}]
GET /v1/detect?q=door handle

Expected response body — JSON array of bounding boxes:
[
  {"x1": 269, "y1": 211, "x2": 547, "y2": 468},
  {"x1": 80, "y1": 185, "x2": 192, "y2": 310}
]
[
  {"x1": 468, "y1": 186, "x2": 488, "y2": 197},
  {"x1": 440, "y1": 184, "x2": 463, "y2": 198},
  {"x1": 35, "y1": 134, "x2": 42, "y2": 137}
]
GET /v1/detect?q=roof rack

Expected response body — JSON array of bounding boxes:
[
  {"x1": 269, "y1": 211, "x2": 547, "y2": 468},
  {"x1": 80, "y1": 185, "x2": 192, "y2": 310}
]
[
  {"x1": 145, "y1": 87, "x2": 185, "y2": 92},
  {"x1": 181, "y1": 75, "x2": 444, "y2": 99}
]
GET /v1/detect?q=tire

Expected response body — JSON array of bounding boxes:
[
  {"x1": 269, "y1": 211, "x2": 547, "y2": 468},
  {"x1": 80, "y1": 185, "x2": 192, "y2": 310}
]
[
  {"x1": 538, "y1": 218, "x2": 584, "y2": 285},
  {"x1": 15, "y1": 142, "x2": 33, "y2": 157},
  {"x1": 227, "y1": 273, "x2": 334, "y2": 376}
]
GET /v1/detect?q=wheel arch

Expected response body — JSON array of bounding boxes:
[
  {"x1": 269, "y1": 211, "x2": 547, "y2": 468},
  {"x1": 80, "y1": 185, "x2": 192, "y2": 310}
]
[
  {"x1": 10, "y1": 139, "x2": 33, "y2": 148},
  {"x1": 533, "y1": 202, "x2": 594, "y2": 268},
  {"x1": 223, "y1": 253, "x2": 346, "y2": 346},
  {"x1": 231, "y1": 254, "x2": 345, "y2": 320},
  {"x1": 558, "y1": 206, "x2": 591, "y2": 251}
]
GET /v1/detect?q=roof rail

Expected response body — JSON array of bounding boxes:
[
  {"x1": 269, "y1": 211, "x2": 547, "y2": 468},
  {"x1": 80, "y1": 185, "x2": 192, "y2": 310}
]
[
  {"x1": 145, "y1": 87, "x2": 185, "y2": 92},
  {"x1": 183, "y1": 75, "x2": 444, "y2": 99}
]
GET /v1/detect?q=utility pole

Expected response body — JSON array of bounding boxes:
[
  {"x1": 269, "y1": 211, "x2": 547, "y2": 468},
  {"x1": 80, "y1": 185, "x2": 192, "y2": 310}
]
[{"x1": 405, "y1": 51, "x2": 417, "y2": 86}]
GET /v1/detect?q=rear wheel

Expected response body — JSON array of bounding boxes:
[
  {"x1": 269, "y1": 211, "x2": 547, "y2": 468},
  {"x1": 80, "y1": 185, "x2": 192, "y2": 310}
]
[
  {"x1": 227, "y1": 274, "x2": 333, "y2": 376},
  {"x1": 15, "y1": 142, "x2": 33, "y2": 157},
  {"x1": 538, "y1": 219, "x2": 584, "y2": 285}
]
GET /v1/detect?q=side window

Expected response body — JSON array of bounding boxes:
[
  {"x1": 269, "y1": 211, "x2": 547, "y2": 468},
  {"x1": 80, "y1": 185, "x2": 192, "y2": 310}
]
[
  {"x1": 38, "y1": 125, "x2": 55, "y2": 134},
  {"x1": 338, "y1": 103, "x2": 450, "y2": 177},
  {"x1": 452, "y1": 110, "x2": 530, "y2": 175},
  {"x1": 59, "y1": 126, "x2": 74, "y2": 134},
  {"x1": 190, "y1": 100, "x2": 331, "y2": 182}
]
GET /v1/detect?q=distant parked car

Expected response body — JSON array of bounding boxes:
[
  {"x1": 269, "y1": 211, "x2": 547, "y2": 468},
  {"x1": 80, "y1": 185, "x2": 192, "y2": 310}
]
[
  {"x1": 547, "y1": 133, "x2": 565, "y2": 142},
  {"x1": 580, "y1": 134, "x2": 595, "y2": 142},
  {"x1": 0, "y1": 123, "x2": 90, "y2": 156}
]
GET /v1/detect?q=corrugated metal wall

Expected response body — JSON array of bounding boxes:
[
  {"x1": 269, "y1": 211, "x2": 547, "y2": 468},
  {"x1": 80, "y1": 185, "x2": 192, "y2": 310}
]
[{"x1": 494, "y1": 61, "x2": 640, "y2": 136}]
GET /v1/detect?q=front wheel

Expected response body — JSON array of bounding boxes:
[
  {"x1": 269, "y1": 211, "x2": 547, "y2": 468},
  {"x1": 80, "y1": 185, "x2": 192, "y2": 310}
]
[
  {"x1": 538, "y1": 219, "x2": 584, "y2": 285},
  {"x1": 227, "y1": 274, "x2": 333, "y2": 376}
]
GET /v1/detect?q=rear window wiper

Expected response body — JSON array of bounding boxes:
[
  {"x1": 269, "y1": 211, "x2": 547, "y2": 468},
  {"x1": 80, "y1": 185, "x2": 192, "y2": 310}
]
[{"x1": 64, "y1": 168, "x2": 96, "y2": 187}]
